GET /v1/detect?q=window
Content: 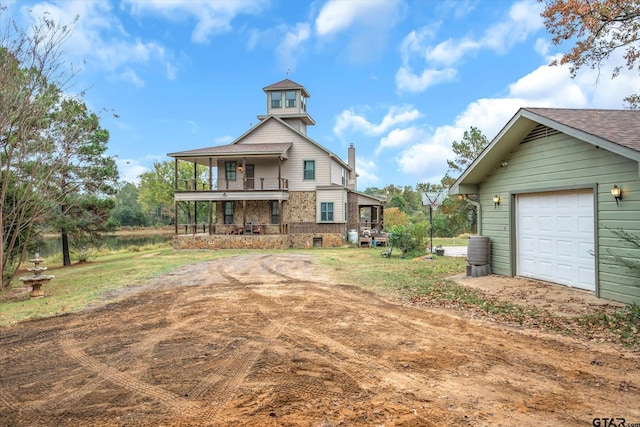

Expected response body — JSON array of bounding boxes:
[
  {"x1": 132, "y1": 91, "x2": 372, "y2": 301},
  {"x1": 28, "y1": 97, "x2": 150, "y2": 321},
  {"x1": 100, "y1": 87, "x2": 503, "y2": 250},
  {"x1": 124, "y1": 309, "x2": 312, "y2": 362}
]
[
  {"x1": 225, "y1": 161, "x2": 236, "y2": 181},
  {"x1": 285, "y1": 91, "x2": 296, "y2": 108},
  {"x1": 301, "y1": 95, "x2": 306, "y2": 111},
  {"x1": 303, "y1": 160, "x2": 315, "y2": 180},
  {"x1": 271, "y1": 92, "x2": 282, "y2": 108},
  {"x1": 341, "y1": 169, "x2": 346, "y2": 186},
  {"x1": 321, "y1": 202, "x2": 334, "y2": 222},
  {"x1": 270, "y1": 201, "x2": 280, "y2": 224},
  {"x1": 224, "y1": 201, "x2": 234, "y2": 225}
]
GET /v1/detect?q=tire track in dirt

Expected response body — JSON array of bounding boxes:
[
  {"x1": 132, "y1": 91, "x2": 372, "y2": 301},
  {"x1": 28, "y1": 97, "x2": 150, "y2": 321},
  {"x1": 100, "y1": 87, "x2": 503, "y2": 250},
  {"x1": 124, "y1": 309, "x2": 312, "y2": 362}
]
[
  {"x1": 60, "y1": 333, "x2": 199, "y2": 415},
  {"x1": 217, "y1": 255, "x2": 443, "y2": 424},
  {"x1": 0, "y1": 387, "x2": 18, "y2": 411},
  {"x1": 191, "y1": 259, "x2": 323, "y2": 422}
]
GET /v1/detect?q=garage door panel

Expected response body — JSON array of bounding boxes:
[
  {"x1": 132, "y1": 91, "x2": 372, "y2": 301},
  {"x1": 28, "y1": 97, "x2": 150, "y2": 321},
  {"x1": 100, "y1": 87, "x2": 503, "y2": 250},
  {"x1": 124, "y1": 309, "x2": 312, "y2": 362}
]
[
  {"x1": 517, "y1": 191, "x2": 595, "y2": 291},
  {"x1": 578, "y1": 216, "x2": 592, "y2": 233},
  {"x1": 538, "y1": 238, "x2": 554, "y2": 256},
  {"x1": 557, "y1": 240, "x2": 573, "y2": 257}
]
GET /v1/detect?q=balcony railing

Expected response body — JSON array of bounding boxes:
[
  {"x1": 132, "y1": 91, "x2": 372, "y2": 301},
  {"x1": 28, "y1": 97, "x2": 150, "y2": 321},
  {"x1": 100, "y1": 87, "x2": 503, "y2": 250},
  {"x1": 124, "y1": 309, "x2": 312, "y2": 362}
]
[{"x1": 179, "y1": 177, "x2": 288, "y2": 191}]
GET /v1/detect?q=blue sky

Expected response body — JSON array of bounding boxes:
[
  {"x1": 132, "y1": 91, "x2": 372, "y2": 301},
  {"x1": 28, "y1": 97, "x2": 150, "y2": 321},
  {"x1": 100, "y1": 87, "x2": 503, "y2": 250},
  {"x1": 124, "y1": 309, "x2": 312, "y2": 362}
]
[{"x1": 5, "y1": 0, "x2": 639, "y2": 191}]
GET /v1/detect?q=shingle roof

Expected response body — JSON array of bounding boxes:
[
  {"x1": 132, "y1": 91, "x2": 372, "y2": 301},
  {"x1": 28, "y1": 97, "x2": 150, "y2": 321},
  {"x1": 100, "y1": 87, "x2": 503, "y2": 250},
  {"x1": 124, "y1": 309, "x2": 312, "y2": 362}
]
[
  {"x1": 168, "y1": 142, "x2": 292, "y2": 158},
  {"x1": 263, "y1": 79, "x2": 310, "y2": 97},
  {"x1": 525, "y1": 108, "x2": 640, "y2": 153}
]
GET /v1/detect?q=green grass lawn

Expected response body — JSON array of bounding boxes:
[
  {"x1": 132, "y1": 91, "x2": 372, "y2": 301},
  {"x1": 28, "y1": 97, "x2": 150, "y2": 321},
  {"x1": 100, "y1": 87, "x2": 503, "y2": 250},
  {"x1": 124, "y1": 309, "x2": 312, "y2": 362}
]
[{"x1": 0, "y1": 245, "x2": 243, "y2": 325}]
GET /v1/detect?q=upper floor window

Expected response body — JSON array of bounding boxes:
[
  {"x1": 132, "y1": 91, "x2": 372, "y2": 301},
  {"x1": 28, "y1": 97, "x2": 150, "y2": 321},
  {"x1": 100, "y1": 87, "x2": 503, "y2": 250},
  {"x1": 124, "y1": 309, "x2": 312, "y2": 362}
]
[
  {"x1": 301, "y1": 95, "x2": 306, "y2": 111},
  {"x1": 285, "y1": 91, "x2": 296, "y2": 108},
  {"x1": 225, "y1": 161, "x2": 236, "y2": 181},
  {"x1": 271, "y1": 92, "x2": 282, "y2": 108},
  {"x1": 321, "y1": 202, "x2": 334, "y2": 222},
  {"x1": 303, "y1": 160, "x2": 315, "y2": 180},
  {"x1": 341, "y1": 169, "x2": 346, "y2": 186}
]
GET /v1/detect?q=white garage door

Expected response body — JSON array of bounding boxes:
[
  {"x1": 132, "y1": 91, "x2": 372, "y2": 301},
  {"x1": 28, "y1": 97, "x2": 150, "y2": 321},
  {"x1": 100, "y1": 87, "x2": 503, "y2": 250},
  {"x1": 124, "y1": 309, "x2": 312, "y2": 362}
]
[{"x1": 517, "y1": 190, "x2": 595, "y2": 291}]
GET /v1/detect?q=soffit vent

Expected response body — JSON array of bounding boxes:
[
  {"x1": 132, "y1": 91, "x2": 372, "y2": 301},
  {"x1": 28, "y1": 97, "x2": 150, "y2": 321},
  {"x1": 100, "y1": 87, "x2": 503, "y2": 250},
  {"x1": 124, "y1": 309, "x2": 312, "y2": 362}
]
[{"x1": 521, "y1": 124, "x2": 560, "y2": 144}]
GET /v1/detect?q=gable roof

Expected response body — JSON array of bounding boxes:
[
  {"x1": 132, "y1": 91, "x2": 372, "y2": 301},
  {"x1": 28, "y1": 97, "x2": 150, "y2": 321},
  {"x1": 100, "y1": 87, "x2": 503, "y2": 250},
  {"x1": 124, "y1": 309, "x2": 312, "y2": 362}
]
[
  {"x1": 263, "y1": 79, "x2": 310, "y2": 98},
  {"x1": 527, "y1": 108, "x2": 640, "y2": 152},
  {"x1": 450, "y1": 108, "x2": 640, "y2": 194},
  {"x1": 168, "y1": 114, "x2": 351, "y2": 171}
]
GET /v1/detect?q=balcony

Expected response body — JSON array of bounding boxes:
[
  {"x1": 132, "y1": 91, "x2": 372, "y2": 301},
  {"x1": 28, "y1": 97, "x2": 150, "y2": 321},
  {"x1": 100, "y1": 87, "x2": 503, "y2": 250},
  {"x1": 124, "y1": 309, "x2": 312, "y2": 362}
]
[{"x1": 175, "y1": 176, "x2": 289, "y2": 202}]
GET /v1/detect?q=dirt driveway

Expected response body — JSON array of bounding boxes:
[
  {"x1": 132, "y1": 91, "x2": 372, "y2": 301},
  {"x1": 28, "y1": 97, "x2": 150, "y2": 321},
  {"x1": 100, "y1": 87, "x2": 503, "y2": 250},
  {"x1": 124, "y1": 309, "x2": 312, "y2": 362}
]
[{"x1": 1, "y1": 253, "x2": 638, "y2": 426}]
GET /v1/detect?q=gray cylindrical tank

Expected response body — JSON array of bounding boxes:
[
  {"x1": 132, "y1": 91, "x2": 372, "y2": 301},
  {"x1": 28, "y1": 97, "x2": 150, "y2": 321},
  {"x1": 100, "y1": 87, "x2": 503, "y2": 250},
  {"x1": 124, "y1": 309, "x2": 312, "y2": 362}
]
[{"x1": 467, "y1": 236, "x2": 490, "y2": 265}]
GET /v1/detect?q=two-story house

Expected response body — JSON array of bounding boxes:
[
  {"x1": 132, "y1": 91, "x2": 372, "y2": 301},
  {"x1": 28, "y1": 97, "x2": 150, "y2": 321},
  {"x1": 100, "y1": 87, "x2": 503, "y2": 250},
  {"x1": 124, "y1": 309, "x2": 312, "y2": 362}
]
[{"x1": 167, "y1": 79, "x2": 385, "y2": 249}]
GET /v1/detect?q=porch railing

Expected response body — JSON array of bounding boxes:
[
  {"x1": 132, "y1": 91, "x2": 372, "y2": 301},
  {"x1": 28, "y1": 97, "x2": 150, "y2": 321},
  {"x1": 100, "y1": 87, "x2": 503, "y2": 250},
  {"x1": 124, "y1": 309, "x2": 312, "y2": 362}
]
[{"x1": 179, "y1": 177, "x2": 288, "y2": 191}]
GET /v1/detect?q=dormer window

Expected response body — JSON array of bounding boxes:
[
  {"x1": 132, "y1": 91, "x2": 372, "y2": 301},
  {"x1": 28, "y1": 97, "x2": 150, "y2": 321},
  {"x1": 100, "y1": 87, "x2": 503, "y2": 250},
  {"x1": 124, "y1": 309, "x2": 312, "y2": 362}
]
[
  {"x1": 285, "y1": 91, "x2": 296, "y2": 108},
  {"x1": 301, "y1": 95, "x2": 306, "y2": 111},
  {"x1": 271, "y1": 92, "x2": 282, "y2": 108}
]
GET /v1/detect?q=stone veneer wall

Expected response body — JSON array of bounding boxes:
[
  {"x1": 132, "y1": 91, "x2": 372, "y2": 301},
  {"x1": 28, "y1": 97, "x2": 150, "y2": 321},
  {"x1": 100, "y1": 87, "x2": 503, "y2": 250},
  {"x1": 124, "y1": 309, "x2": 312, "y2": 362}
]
[
  {"x1": 286, "y1": 191, "x2": 316, "y2": 222},
  {"x1": 174, "y1": 234, "x2": 290, "y2": 250}
]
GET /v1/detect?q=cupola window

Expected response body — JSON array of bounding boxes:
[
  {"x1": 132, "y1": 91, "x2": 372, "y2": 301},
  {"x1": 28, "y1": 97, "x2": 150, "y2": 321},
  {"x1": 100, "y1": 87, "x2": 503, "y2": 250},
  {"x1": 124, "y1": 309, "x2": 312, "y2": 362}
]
[
  {"x1": 271, "y1": 92, "x2": 282, "y2": 108},
  {"x1": 285, "y1": 91, "x2": 296, "y2": 108}
]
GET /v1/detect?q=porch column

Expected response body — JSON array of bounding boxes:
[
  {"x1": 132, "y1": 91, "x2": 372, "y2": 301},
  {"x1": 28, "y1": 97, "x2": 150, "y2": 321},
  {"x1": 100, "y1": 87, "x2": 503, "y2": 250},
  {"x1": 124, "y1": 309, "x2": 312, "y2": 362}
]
[
  {"x1": 278, "y1": 157, "x2": 282, "y2": 189},
  {"x1": 193, "y1": 164, "x2": 198, "y2": 234},
  {"x1": 209, "y1": 158, "x2": 213, "y2": 235},
  {"x1": 174, "y1": 201, "x2": 178, "y2": 235},
  {"x1": 208, "y1": 157, "x2": 213, "y2": 190},
  {"x1": 208, "y1": 201, "x2": 213, "y2": 235},
  {"x1": 242, "y1": 158, "x2": 246, "y2": 189},
  {"x1": 174, "y1": 158, "x2": 178, "y2": 190},
  {"x1": 278, "y1": 200, "x2": 283, "y2": 233},
  {"x1": 242, "y1": 200, "x2": 247, "y2": 228}
]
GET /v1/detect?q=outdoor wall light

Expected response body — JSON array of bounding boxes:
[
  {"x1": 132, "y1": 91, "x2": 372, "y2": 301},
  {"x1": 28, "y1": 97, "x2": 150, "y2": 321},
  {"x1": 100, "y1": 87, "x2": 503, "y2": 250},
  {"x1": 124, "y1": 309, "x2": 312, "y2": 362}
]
[
  {"x1": 611, "y1": 185, "x2": 622, "y2": 205},
  {"x1": 238, "y1": 165, "x2": 243, "y2": 173},
  {"x1": 492, "y1": 195, "x2": 500, "y2": 208},
  {"x1": 500, "y1": 161, "x2": 508, "y2": 168}
]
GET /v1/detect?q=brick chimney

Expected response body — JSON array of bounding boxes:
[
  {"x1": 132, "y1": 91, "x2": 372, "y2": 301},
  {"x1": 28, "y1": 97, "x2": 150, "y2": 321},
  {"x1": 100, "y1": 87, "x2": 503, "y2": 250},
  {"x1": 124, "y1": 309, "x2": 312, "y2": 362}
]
[{"x1": 348, "y1": 143, "x2": 357, "y2": 190}]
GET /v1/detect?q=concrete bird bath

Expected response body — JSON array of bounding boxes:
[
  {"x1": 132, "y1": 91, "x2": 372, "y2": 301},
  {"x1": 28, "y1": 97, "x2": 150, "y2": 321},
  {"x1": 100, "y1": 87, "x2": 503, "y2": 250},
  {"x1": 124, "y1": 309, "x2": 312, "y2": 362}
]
[{"x1": 19, "y1": 253, "x2": 54, "y2": 299}]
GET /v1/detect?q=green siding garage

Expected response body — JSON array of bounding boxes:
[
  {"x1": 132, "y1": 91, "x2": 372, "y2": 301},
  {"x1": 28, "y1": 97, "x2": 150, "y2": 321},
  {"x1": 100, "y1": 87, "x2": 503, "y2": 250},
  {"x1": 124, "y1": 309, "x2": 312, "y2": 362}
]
[{"x1": 451, "y1": 108, "x2": 640, "y2": 305}]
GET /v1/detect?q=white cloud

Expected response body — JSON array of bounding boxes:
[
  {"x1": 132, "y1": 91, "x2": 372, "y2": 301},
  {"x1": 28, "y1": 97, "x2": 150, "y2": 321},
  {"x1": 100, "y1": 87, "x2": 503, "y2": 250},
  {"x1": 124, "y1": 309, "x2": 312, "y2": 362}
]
[
  {"x1": 21, "y1": 2, "x2": 168, "y2": 86},
  {"x1": 166, "y1": 62, "x2": 177, "y2": 80},
  {"x1": 395, "y1": 66, "x2": 457, "y2": 93},
  {"x1": 120, "y1": 69, "x2": 145, "y2": 87},
  {"x1": 314, "y1": 0, "x2": 402, "y2": 63},
  {"x1": 480, "y1": 0, "x2": 543, "y2": 53},
  {"x1": 397, "y1": 140, "x2": 454, "y2": 184},
  {"x1": 315, "y1": 0, "x2": 401, "y2": 37},
  {"x1": 123, "y1": 0, "x2": 268, "y2": 44},
  {"x1": 333, "y1": 105, "x2": 422, "y2": 139},
  {"x1": 376, "y1": 127, "x2": 425, "y2": 156},
  {"x1": 116, "y1": 158, "x2": 148, "y2": 184},
  {"x1": 355, "y1": 156, "x2": 379, "y2": 188},
  {"x1": 397, "y1": 0, "x2": 544, "y2": 93},
  {"x1": 534, "y1": 38, "x2": 550, "y2": 56},
  {"x1": 276, "y1": 23, "x2": 311, "y2": 72},
  {"x1": 397, "y1": 51, "x2": 640, "y2": 186},
  {"x1": 426, "y1": 38, "x2": 479, "y2": 66}
]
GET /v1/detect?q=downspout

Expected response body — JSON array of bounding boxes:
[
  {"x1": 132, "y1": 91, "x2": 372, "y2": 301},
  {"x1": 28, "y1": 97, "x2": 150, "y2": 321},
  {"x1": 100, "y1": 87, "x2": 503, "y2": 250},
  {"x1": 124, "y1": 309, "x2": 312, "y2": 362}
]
[{"x1": 463, "y1": 195, "x2": 481, "y2": 235}]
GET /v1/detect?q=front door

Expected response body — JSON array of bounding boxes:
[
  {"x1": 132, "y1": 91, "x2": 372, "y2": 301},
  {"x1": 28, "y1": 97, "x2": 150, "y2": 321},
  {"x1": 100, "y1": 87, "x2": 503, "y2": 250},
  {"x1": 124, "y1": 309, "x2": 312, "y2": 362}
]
[{"x1": 245, "y1": 165, "x2": 254, "y2": 190}]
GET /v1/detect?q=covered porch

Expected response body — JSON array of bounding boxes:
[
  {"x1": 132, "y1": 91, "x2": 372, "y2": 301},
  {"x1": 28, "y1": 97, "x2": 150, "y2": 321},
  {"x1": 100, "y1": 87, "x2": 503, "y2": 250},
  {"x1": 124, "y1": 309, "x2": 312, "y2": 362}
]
[{"x1": 168, "y1": 143, "x2": 292, "y2": 237}]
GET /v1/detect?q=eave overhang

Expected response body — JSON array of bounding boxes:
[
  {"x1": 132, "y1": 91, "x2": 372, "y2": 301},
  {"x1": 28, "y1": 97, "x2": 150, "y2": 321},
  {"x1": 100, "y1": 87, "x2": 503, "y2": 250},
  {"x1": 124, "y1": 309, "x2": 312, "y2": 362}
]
[{"x1": 450, "y1": 108, "x2": 640, "y2": 195}]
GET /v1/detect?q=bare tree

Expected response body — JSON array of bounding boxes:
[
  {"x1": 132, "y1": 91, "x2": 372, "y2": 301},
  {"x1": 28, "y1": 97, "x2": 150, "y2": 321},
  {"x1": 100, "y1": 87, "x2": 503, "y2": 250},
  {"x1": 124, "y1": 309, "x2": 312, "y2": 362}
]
[{"x1": 0, "y1": 8, "x2": 83, "y2": 286}]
